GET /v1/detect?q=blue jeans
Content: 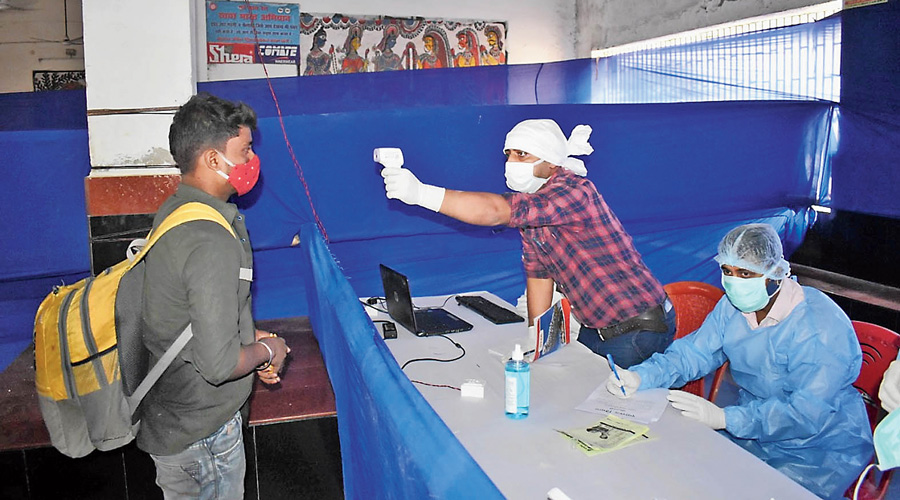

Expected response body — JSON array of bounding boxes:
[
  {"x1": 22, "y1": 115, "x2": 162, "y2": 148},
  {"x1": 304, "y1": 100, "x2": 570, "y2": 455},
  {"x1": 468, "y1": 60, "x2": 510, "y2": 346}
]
[
  {"x1": 578, "y1": 299, "x2": 676, "y2": 368},
  {"x1": 150, "y1": 411, "x2": 245, "y2": 500}
]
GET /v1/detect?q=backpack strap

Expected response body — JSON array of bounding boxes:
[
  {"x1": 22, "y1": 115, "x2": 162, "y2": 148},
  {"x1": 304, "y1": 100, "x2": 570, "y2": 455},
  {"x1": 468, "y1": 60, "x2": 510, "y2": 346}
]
[
  {"x1": 126, "y1": 324, "x2": 194, "y2": 413},
  {"x1": 124, "y1": 202, "x2": 239, "y2": 416},
  {"x1": 125, "y1": 202, "x2": 237, "y2": 272}
]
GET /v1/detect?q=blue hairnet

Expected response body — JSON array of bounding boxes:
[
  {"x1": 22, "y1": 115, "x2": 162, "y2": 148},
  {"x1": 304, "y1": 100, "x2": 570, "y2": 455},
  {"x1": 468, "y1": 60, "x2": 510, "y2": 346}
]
[{"x1": 714, "y1": 223, "x2": 791, "y2": 280}]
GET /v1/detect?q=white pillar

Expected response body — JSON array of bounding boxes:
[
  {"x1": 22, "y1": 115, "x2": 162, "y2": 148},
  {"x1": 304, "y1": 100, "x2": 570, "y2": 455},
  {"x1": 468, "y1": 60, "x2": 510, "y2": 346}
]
[{"x1": 82, "y1": 0, "x2": 197, "y2": 170}]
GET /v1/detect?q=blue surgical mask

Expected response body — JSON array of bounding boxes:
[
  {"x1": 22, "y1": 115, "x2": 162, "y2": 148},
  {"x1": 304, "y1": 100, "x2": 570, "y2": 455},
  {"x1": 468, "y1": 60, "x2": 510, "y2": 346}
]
[
  {"x1": 874, "y1": 408, "x2": 900, "y2": 470},
  {"x1": 721, "y1": 275, "x2": 771, "y2": 312}
]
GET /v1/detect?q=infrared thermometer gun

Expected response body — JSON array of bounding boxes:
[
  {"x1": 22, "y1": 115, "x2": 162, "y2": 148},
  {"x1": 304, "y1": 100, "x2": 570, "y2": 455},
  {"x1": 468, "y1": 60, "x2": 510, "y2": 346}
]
[{"x1": 373, "y1": 147, "x2": 404, "y2": 169}]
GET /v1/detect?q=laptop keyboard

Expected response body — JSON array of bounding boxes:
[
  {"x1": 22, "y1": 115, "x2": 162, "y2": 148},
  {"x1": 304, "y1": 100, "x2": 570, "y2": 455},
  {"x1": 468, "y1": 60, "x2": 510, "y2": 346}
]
[{"x1": 414, "y1": 310, "x2": 448, "y2": 332}]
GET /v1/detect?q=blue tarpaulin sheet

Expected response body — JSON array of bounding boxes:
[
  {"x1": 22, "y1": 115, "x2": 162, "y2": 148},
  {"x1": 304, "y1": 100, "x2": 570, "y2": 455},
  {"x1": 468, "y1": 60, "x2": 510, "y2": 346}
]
[
  {"x1": 248, "y1": 98, "x2": 834, "y2": 499},
  {"x1": 237, "y1": 95, "x2": 834, "y2": 497},
  {"x1": 833, "y1": 2, "x2": 900, "y2": 218},
  {"x1": 233, "y1": 99, "x2": 833, "y2": 320},
  {"x1": 0, "y1": 90, "x2": 91, "y2": 369},
  {"x1": 300, "y1": 224, "x2": 503, "y2": 499}
]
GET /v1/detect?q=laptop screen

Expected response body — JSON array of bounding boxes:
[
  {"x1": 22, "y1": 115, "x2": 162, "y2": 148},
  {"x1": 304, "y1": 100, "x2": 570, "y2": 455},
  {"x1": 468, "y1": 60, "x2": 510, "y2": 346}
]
[{"x1": 379, "y1": 264, "x2": 417, "y2": 333}]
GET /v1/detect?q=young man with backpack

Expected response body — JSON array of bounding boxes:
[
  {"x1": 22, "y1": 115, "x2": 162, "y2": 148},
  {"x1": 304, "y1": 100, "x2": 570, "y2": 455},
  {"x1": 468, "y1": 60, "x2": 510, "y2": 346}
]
[{"x1": 138, "y1": 92, "x2": 289, "y2": 499}]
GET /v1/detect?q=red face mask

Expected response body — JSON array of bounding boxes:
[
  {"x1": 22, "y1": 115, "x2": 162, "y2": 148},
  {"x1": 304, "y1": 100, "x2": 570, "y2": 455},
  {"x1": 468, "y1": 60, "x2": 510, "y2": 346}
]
[{"x1": 216, "y1": 151, "x2": 260, "y2": 196}]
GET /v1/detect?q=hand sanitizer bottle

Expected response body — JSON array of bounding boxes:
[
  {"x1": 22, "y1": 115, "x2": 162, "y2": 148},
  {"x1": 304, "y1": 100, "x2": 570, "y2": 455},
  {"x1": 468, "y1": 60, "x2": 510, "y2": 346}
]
[{"x1": 505, "y1": 344, "x2": 530, "y2": 419}]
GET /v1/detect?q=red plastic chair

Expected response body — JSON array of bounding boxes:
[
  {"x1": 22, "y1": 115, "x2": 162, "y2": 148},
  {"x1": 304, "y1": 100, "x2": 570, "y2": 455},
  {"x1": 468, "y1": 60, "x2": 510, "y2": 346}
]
[
  {"x1": 846, "y1": 320, "x2": 900, "y2": 500},
  {"x1": 663, "y1": 281, "x2": 728, "y2": 400}
]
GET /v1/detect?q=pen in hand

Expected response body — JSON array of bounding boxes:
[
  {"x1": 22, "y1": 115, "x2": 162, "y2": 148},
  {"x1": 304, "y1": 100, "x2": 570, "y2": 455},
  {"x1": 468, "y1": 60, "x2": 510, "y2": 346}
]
[{"x1": 606, "y1": 354, "x2": 628, "y2": 397}]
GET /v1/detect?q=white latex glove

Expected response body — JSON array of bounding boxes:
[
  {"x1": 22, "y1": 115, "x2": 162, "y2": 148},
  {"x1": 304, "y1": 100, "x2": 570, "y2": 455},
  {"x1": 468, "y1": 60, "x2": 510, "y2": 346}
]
[
  {"x1": 515, "y1": 291, "x2": 528, "y2": 319},
  {"x1": 381, "y1": 167, "x2": 445, "y2": 212},
  {"x1": 667, "y1": 389, "x2": 726, "y2": 430},
  {"x1": 517, "y1": 289, "x2": 580, "y2": 328},
  {"x1": 606, "y1": 365, "x2": 641, "y2": 398},
  {"x1": 879, "y1": 360, "x2": 900, "y2": 412}
]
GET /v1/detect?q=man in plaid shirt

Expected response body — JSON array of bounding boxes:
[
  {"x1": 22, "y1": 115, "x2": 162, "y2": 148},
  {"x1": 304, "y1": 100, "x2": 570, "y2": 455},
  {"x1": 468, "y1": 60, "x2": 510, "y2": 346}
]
[{"x1": 381, "y1": 119, "x2": 674, "y2": 367}]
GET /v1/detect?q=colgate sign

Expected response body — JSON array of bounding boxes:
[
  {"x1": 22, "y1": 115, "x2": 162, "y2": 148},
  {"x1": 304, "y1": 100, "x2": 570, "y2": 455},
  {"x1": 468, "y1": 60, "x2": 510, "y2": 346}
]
[
  {"x1": 208, "y1": 43, "x2": 254, "y2": 64},
  {"x1": 257, "y1": 44, "x2": 298, "y2": 64}
]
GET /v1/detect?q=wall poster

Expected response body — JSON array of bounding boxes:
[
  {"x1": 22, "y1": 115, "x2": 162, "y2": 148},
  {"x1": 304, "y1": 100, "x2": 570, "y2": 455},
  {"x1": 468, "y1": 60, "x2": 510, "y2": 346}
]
[
  {"x1": 298, "y1": 14, "x2": 507, "y2": 75},
  {"x1": 206, "y1": 1, "x2": 300, "y2": 64}
]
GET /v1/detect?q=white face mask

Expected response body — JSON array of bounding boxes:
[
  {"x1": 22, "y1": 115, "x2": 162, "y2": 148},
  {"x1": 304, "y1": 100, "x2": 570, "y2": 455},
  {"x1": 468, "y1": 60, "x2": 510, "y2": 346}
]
[{"x1": 505, "y1": 160, "x2": 548, "y2": 193}]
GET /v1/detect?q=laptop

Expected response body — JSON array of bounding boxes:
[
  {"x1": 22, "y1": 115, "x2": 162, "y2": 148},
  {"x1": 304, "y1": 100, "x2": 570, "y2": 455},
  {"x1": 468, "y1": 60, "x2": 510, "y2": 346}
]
[{"x1": 379, "y1": 264, "x2": 473, "y2": 336}]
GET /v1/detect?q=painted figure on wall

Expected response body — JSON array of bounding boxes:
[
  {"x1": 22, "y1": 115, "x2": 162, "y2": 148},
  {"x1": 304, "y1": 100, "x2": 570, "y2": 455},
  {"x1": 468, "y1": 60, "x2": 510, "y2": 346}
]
[
  {"x1": 416, "y1": 27, "x2": 450, "y2": 69},
  {"x1": 340, "y1": 26, "x2": 367, "y2": 74},
  {"x1": 373, "y1": 25, "x2": 403, "y2": 72},
  {"x1": 297, "y1": 14, "x2": 506, "y2": 76},
  {"x1": 452, "y1": 28, "x2": 480, "y2": 68},
  {"x1": 401, "y1": 42, "x2": 417, "y2": 70},
  {"x1": 480, "y1": 25, "x2": 506, "y2": 66},
  {"x1": 304, "y1": 27, "x2": 334, "y2": 75}
]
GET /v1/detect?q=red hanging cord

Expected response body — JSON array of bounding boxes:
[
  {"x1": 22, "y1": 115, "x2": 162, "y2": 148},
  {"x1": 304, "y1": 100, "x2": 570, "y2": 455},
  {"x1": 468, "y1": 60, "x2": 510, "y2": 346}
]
[{"x1": 244, "y1": 1, "x2": 329, "y2": 241}]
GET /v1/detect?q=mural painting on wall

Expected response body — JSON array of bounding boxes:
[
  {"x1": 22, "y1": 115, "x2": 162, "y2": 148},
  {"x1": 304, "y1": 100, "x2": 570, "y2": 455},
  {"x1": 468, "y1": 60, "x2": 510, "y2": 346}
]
[
  {"x1": 33, "y1": 71, "x2": 86, "y2": 91},
  {"x1": 298, "y1": 14, "x2": 507, "y2": 75},
  {"x1": 206, "y1": 1, "x2": 300, "y2": 64},
  {"x1": 842, "y1": 0, "x2": 888, "y2": 8}
]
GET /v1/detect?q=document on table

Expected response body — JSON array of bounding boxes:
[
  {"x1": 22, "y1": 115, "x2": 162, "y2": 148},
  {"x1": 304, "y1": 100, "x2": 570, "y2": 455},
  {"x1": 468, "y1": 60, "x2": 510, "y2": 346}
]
[
  {"x1": 556, "y1": 415, "x2": 653, "y2": 456},
  {"x1": 575, "y1": 386, "x2": 668, "y2": 424}
]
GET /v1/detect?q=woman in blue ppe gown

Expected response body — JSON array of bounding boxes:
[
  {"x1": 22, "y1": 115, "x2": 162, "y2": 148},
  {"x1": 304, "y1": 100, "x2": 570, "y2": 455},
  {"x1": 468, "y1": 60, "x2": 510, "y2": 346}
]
[{"x1": 613, "y1": 224, "x2": 873, "y2": 499}]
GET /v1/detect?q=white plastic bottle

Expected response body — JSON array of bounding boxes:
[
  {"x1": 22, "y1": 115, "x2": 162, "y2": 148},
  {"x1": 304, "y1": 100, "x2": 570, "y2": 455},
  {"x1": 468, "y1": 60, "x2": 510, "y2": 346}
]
[{"x1": 505, "y1": 344, "x2": 530, "y2": 419}]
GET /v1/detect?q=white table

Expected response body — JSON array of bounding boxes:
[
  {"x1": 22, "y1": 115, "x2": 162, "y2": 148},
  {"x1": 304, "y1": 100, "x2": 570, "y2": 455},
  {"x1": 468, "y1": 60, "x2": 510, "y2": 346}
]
[{"x1": 373, "y1": 291, "x2": 818, "y2": 500}]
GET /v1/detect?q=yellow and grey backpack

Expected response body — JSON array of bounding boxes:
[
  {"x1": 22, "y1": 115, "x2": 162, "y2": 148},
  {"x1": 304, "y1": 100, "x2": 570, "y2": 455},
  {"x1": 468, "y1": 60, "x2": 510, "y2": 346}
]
[{"x1": 33, "y1": 202, "x2": 236, "y2": 458}]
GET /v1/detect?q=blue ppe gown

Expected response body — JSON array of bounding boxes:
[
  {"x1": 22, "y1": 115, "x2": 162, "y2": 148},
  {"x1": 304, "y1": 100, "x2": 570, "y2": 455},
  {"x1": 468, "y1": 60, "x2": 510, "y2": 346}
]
[{"x1": 632, "y1": 286, "x2": 873, "y2": 499}]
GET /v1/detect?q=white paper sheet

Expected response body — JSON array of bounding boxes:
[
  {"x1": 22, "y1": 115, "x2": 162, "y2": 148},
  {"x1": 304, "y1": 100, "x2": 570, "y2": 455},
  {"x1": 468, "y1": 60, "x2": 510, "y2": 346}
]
[{"x1": 575, "y1": 386, "x2": 669, "y2": 424}]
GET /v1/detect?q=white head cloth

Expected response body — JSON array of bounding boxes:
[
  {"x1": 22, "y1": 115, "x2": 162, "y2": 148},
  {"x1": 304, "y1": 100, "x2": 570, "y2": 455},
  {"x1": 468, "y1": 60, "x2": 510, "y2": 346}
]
[{"x1": 503, "y1": 119, "x2": 594, "y2": 176}]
